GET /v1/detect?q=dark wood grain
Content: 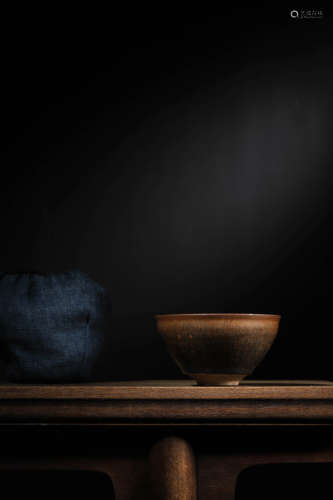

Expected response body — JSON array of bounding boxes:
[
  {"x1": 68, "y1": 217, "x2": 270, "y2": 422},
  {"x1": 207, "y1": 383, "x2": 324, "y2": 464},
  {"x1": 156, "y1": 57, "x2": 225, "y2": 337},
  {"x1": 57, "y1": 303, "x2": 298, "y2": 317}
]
[
  {"x1": 0, "y1": 381, "x2": 332, "y2": 499},
  {"x1": 0, "y1": 381, "x2": 332, "y2": 425},
  {"x1": 0, "y1": 379, "x2": 332, "y2": 399}
]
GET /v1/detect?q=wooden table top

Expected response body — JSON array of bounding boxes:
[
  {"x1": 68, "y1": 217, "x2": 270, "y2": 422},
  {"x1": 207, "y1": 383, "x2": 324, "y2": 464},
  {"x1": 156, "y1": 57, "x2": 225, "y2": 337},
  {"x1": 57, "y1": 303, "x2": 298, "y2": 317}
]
[
  {"x1": 0, "y1": 379, "x2": 332, "y2": 399},
  {"x1": 0, "y1": 380, "x2": 332, "y2": 426}
]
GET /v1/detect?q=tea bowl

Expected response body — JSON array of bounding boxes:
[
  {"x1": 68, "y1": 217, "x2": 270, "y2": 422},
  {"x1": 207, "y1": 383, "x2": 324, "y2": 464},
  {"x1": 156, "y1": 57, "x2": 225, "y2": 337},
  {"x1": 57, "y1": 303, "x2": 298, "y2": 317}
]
[{"x1": 155, "y1": 313, "x2": 280, "y2": 385}]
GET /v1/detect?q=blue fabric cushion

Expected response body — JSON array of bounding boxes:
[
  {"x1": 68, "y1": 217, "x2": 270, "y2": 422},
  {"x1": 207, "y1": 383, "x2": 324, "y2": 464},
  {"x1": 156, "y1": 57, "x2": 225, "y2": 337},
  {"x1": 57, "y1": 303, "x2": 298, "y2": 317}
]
[{"x1": 0, "y1": 270, "x2": 111, "y2": 382}]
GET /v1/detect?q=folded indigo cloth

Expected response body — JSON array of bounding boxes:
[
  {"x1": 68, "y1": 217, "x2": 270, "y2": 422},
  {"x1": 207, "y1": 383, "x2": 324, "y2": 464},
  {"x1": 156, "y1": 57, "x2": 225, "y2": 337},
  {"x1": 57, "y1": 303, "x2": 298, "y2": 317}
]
[{"x1": 0, "y1": 270, "x2": 111, "y2": 383}]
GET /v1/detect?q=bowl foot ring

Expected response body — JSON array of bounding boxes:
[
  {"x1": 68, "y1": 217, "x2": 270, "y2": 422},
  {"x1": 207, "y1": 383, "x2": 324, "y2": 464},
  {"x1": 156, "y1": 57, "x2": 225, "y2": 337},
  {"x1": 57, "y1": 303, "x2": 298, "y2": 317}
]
[{"x1": 191, "y1": 373, "x2": 246, "y2": 386}]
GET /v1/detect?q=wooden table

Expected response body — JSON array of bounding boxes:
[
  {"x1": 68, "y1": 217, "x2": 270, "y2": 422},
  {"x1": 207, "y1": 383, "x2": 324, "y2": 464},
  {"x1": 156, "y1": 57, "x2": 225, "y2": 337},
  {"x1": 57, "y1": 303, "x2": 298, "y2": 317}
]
[{"x1": 0, "y1": 380, "x2": 332, "y2": 499}]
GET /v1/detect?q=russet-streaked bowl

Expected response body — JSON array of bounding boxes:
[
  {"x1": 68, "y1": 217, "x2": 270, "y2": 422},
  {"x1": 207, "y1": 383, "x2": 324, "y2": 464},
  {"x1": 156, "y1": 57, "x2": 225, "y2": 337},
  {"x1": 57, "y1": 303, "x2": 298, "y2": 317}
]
[{"x1": 155, "y1": 313, "x2": 281, "y2": 386}]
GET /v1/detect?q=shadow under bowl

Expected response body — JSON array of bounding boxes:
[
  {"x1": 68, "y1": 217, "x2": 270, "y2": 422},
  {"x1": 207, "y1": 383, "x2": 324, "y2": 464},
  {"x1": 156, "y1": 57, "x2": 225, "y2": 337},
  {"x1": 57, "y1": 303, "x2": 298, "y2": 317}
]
[{"x1": 155, "y1": 313, "x2": 281, "y2": 386}]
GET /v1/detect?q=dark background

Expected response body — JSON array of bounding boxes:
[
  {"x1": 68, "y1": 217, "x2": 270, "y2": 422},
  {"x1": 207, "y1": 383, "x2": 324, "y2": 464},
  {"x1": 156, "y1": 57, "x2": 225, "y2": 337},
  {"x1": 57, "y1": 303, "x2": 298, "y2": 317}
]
[{"x1": 2, "y1": 7, "x2": 333, "y2": 381}]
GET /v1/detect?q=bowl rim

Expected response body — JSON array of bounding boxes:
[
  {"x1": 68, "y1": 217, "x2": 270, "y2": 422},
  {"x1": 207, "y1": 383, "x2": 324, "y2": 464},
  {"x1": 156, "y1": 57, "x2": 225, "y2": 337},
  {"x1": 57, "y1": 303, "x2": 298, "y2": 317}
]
[{"x1": 155, "y1": 313, "x2": 281, "y2": 320}]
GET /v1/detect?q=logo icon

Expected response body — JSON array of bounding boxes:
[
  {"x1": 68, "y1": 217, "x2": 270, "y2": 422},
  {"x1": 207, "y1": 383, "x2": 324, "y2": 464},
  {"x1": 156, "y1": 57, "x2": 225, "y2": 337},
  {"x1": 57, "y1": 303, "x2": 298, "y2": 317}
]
[{"x1": 290, "y1": 9, "x2": 323, "y2": 19}]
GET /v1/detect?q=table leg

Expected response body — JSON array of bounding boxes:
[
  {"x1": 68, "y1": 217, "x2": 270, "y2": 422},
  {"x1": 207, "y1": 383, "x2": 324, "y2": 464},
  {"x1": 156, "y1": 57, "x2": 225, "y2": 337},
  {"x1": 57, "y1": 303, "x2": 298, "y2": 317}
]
[{"x1": 149, "y1": 436, "x2": 197, "y2": 500}]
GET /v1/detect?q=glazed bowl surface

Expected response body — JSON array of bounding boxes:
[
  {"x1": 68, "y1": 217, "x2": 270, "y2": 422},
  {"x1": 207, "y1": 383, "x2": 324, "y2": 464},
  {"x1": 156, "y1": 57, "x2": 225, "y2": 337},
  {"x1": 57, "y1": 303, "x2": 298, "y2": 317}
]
[{"x1": 155, "y1": 313, "x2": 281, "y2": 385}]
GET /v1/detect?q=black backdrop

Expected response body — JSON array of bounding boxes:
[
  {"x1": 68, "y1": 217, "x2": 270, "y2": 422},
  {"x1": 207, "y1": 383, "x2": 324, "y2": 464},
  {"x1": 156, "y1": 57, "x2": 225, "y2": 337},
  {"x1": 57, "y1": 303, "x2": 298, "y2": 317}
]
[{"x1": 2, "y1": 7, "x2": 333, "y2": 381}]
